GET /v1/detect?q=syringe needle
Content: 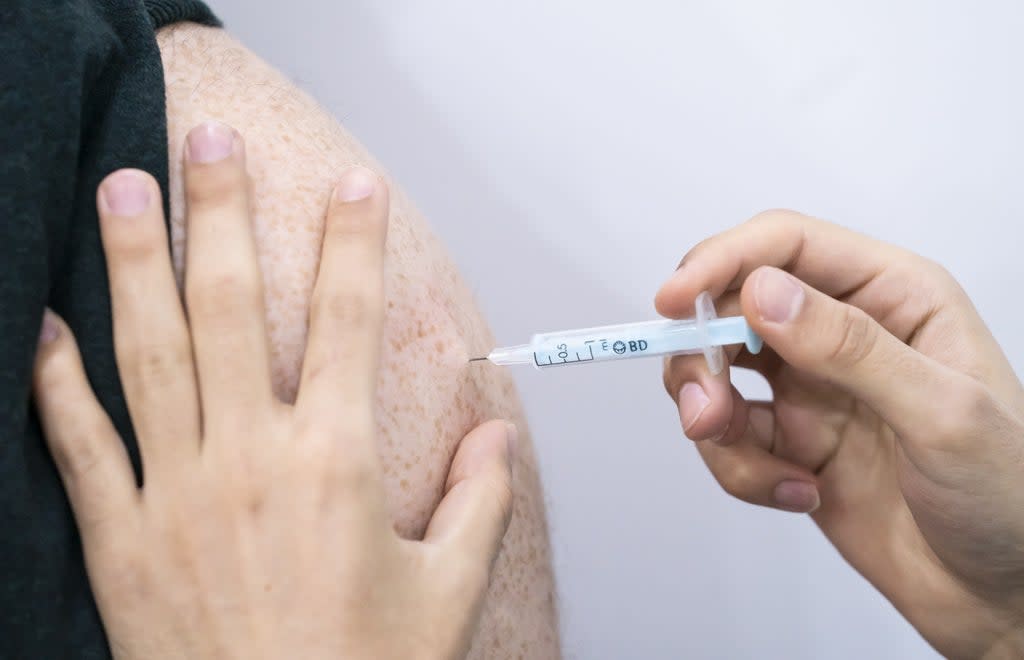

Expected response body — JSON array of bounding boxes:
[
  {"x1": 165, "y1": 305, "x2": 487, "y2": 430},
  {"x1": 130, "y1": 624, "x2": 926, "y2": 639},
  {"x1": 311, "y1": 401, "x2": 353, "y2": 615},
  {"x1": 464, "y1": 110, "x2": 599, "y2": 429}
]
[{"x1": 468, "y1": 356, "x2": 489, "y2": 362}]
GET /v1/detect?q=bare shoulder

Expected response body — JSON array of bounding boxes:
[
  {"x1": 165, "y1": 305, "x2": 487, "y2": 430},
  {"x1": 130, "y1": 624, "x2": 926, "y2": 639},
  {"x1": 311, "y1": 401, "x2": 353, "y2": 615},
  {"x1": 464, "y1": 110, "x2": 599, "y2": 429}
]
[{"x1": 156, "y1": 23, "x2": 560, "y2": 658}]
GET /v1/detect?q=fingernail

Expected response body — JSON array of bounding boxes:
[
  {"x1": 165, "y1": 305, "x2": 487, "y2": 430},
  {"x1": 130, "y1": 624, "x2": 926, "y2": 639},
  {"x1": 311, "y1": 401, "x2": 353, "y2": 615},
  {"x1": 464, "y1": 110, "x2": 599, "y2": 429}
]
[
  {"x1": 774, "y1": 480, "x2": 820, "y2": 513},
  {"x1": 678, "y1": 383, "x2": 710, "y2": 432},
  {"x1": 755, "y1": 268, "x2": 805, "y2": 324},
  {"x1": 505, "y1": 422, "x2": 519, "y2": 476},
  {"x1": 708, "y1": 423, "x2": 730, "y2": 445},
  {"x1": 100, "y1": 170, "x2": 151, "y2": 216},
  {"x1": 334, "y1": 166, "x2": 377, "y2": 202},
  {"x1": 186, "y1": 121, "x2": 236, "y2": 163},
  {"x1": 38, "y1": 309, "x2": 60, "y2": 346}
]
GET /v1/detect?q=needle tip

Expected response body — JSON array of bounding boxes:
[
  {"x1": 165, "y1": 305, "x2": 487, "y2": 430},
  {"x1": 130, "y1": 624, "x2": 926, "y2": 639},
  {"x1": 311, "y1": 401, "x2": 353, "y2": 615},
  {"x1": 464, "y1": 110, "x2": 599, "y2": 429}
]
[{"x1": 468, "y1": 357, "x2": 489, "y2": 363}]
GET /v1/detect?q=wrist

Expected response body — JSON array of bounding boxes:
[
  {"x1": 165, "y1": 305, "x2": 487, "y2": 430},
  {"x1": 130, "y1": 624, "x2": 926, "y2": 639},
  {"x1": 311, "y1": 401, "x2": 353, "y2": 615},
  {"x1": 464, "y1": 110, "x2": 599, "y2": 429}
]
[
  {"x1": 972, "y1": 593, "x2": 1024, "y2": 660},
  {"x1": 948, "y1": 603, "x2": 1024, "y2": 660},
  {"x1": 898, "y1": 577, "x2": 1023, "y2": 660},
  {"x1": 981, "y1": 626, "x2": 1024, "y2": 660}
]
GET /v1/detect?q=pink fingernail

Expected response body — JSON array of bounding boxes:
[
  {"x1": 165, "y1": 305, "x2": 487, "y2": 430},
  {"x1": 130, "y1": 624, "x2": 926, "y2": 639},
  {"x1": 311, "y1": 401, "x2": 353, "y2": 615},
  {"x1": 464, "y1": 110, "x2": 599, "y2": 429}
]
[
  {"x1": 100, "y1": 170, "x2": 151, "y2": 216},
  {"x1": 186, "y1": 121, "x2": 236, "y2": 163},
  {"x1": 774, "y1": 480, "x2": 820, "y2": 513},
  {"x1": 678, "y1": 382, "x2": 710, "y2": 432},
  {"x1": 755, "y1": 268, "x2": 804, "y2": 324},
  {"x1": 334, "y1": 166, "x2": 377, "y2": 202},
  {"x1": 38, "y1": 310, "x2": 60, "y2": 346}
]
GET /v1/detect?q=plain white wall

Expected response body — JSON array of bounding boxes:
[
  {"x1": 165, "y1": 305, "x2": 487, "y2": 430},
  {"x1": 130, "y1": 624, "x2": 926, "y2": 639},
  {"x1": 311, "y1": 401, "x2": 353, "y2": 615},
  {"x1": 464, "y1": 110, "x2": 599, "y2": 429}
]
[{"x1": 205, "y1": 2, "x2": 1024, "y2": 657}]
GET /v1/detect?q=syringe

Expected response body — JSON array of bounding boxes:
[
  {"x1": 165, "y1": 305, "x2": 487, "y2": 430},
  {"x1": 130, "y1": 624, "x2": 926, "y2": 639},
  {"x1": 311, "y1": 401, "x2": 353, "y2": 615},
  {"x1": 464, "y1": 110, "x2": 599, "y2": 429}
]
[{"x1": 470, "y1": 292, "x2": 762, "y2": 376}]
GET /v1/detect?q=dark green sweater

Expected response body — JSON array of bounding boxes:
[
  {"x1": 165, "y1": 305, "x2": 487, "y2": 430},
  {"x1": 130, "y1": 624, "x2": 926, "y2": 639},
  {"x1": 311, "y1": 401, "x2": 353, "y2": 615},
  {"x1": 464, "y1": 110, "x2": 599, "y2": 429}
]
[{"x1": 0, "y1": 2, "x2": 218, "y2": 657}]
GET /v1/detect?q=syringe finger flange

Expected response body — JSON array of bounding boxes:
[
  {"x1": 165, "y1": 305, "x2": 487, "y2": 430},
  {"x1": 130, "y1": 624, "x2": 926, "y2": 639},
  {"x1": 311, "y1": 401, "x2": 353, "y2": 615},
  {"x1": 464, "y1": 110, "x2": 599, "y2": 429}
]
[{"x1": 695, "y1": 291, "x2": 726, "y2": 375}]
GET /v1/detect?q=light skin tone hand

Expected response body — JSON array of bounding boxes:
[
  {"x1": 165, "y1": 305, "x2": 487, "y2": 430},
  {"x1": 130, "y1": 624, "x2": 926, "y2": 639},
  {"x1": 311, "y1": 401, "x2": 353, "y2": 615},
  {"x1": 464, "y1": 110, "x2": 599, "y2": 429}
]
[
  {"x1": 31, "y1": 122, "x2": 516, "y2": 660},
  {"x1": 657, "y1": 211, "x2": 1024, "y2": 659}
]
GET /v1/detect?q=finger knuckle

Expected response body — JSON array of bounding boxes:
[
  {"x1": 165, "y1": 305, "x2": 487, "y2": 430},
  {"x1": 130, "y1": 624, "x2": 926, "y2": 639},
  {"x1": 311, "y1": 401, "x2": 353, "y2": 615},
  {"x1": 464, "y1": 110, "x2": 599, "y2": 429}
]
[
  {"x1": 186, "y1": 167, "x2": 246, "y2": 207},
  {"x1": 36, "y1": 344, "x2": 78, "y2": 392},
  {"x1": 917, "y1": 255, "x2": 954, "y2": 284},
  {"x1": 233, "y1": 487, "x2": 267, "y2": 519},
  {"x1": 747, "y1": 208, "x2": 803, "y2": 228},
  {"x1": 825, "y1": 305, "x2": 879, "y2": 368},
  {"x1": 51, "y1": 423, "x2": 112, "y2": 483},
  {"x1": 209, "y1": 450, "x2": 271, "y2": 515},
  {"x1": 716, "y1": 461, "x2": 756, "y2": 501},
  {"x1": 312, "y1": 289, "x2": 378, "y2": 330},
  {"x1": 916, "y1": 256, "x2": 969, "y2": 301},
  {"x1": 679, "y1": 235, "x2": 712, "y2": 266},
  {"x1": 293, "y1": 422, "x2": 338, "y2": 467},
  {"x1": 105, "y1": 225, "x2": 164, "y2": 264},
  {"x1": 326, "y1": 206, "x2": 384, "y2": 239},
  {"x1": 186, "y1": 269, "x2": 263, "y2": 319},
  {"x1": 933, "y1": 379, "x2": 993, "y2": 446},
  {"x1": 329, "y1": 452, "x2": 377, "y2": 493},
  {"x1": 124, "y1": 340, "x2": 192, "y2": 390},
  {"x1": 313, "y1": 426, "x2": 377, "y2": 490}
]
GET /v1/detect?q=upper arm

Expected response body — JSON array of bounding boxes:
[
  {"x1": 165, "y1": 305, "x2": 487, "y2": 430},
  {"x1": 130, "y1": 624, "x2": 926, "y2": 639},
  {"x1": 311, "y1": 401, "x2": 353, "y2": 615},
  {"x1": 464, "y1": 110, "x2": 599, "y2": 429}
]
[{"x1": 156, "y1": 23, "x2": 559, "y2": 658}]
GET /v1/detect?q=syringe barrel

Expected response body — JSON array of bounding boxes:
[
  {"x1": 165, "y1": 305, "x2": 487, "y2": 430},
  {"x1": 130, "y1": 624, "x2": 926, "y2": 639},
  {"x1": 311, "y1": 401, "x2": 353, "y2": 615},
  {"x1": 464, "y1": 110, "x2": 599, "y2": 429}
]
[
  {"x1": 527, "y1": 317, "x2": 747, "y2": 368},
  {"x1": 485, "y1": 292, "x2": 763, "y2": 371}
]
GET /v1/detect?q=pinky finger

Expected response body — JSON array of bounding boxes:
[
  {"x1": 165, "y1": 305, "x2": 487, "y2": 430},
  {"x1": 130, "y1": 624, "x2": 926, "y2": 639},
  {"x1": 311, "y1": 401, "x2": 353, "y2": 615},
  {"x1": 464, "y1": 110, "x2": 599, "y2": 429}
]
[{"x1": 33, "y1": 310, "x2": 136, "y2": 531}]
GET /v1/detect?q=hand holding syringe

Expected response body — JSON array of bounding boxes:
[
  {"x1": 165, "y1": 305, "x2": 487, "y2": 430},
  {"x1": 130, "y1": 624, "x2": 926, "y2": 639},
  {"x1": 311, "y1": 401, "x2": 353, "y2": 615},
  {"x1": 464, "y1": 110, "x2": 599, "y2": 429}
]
[{"x1": 470, "y1": 291, "x2": 762, "y2": 375}]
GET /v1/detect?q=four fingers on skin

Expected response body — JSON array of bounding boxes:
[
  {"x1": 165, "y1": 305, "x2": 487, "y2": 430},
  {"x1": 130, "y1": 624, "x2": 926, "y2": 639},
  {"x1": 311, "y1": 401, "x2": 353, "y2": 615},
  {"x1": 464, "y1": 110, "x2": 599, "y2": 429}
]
[
  {"x1": 33, "y1": 125, "x2": 522, "y2": 656},
  {"x1": 296, "y1": 166, "x2": 389, "y2": 448},
  {"x1": 97, "y1": 168, "x2": 200, "y2": 469},
  {"x1": 183, "y1": 121, "x2": 275, "y2": 427},
  {"x1": 32, "y1": 310, "x2": 136, "y2": 532}
]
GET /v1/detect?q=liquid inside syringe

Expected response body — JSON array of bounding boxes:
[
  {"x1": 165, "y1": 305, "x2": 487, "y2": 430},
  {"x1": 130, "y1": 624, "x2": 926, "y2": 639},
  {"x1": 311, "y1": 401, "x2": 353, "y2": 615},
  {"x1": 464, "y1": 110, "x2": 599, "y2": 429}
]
[{"x1": 470, "y1": 292, "x2": 763, "y2": 376}]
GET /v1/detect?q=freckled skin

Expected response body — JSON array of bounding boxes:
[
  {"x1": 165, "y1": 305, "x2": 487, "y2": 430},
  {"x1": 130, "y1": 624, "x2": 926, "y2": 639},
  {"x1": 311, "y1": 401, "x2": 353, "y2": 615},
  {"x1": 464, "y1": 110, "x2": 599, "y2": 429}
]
[{"x1": 156, "y1": 24, "x2": 559, "y2": 658}]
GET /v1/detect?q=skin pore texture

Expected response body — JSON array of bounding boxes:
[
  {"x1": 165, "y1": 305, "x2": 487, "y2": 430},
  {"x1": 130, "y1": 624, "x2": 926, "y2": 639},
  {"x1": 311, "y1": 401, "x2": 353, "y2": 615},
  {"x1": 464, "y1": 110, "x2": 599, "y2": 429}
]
[{"x1": 156, "y1": 24, "x2": 559, "y2": 658}]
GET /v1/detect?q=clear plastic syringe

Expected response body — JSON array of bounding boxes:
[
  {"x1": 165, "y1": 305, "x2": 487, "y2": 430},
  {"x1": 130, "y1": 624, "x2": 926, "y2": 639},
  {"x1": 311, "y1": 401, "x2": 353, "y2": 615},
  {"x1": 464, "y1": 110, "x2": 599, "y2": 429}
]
[{"x1": 470, "y1": 292, "x2": 762, "y2": 376}]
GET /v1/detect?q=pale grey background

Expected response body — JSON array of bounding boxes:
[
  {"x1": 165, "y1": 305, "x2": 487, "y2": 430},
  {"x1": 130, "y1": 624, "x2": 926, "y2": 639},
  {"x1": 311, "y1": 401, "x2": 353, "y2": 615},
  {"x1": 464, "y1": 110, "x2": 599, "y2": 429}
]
[{"x1": 207, "y1": 1, "x2": 1023, "y2": 657}]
